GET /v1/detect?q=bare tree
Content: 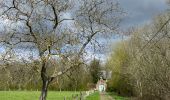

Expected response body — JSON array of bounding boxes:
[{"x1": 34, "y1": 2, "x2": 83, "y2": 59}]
[
  {"x1": 0, "y1": 0, "x2": 122, "y2": 100},
  {"x1": 126, "y1": 12, "x2": 170, "y2": 99}
]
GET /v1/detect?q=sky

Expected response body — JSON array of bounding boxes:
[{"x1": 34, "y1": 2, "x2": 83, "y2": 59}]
[
  {"x1": 93, "y1": 0, "x2": 169, "y2": 62},
  {"x1": 0, "y1": 0, "x2": 169, "y2": 63},
  {"x1": 119, "y1": 0, "x2": 168, "y2": 29}
]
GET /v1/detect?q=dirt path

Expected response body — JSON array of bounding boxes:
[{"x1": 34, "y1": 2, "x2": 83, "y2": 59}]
[{"x1": 100, "y1": 92, "x2": 114, "y2": 100}]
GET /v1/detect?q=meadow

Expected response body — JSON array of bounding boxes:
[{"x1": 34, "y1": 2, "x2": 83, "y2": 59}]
[
  {"x1": 0, "y1": 91, "x2": 79, "y2": 100},
  {"x1": 0, "y1": 91, "x2": 130, "y2": 100}
]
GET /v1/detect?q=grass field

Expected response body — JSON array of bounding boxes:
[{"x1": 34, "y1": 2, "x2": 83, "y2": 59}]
[
  {"x1": 0, "y1": 91, "x2": 129, "y2": 100},
  {"x1": 85, "y1": 92, "x2": 100, "y2": 100},
  {"x1": 0, "y1": 91, "x2": 79, "y2": 100}
]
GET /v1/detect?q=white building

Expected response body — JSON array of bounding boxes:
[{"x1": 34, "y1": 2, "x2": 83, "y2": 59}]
[{"x1": 96, "y1": 77, "x2": 107, "y2": 92}]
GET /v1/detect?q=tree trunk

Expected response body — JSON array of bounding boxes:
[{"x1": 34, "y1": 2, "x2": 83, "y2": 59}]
[
  {"x1": 39, "y1": 80, "x2": 49, "y2": 100},
  {"x1": 39, "y1": 61, "x2": 50, "y2": 100},
  {"x1": 39, "y1": 57, "x2": 54, "y2": 100}
]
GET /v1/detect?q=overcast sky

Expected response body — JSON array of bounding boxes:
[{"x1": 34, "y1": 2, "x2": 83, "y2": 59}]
[
  {"x1": 95, "y1": 0, "x2": 169, "y2": 62},
  {"x1": 0, "y1": 0, "x2": 169, "y2": 62},
  {"x1": 119, "y1": 0, "x2": 168, "y2": 29}
]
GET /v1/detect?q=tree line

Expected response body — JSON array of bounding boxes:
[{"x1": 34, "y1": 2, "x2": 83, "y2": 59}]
[
  {"x1": 106, "y1": 11, "x2": 170, "y2": 100},
  {"x1": 0, "y1": 57, "x2": 102, "y2": 91}
]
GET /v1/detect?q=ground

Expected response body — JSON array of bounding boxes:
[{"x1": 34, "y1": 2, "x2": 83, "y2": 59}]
[
  {"x1": 86, "y1": 92, "x2": 127, "y2": 100},
  {"x1": 108, "y1": 92, "x2": 129, "y2": 100},
  {"x1": 0, "y1": 91, "x2": 79, "y2": 100},
  {"x1": 100, "y1": 92, "x2": 114, "y2": 100}
]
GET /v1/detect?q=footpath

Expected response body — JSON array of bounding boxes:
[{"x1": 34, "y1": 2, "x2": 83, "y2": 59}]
[{"x1": 100, "y1": 92, "x2": 114, "y2": 100}]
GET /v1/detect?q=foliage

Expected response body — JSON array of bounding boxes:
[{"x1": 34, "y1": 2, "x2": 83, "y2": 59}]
[
  {"x1": 89, "y1": 59, "x2": 101, "y2": 83},
  {"x1": 107, "y1": 12, "x2": 170, "y2": 99},
  {"x1": 54, "y1": 65, "x2": 91, "y2": 91},
  {"x1": 127, "y1": 12, "x2": 170, "y2": 99},
  {"x1": 0, "y1": 61, "x2": 41, "y2": 91},
  {"x1": 0, "y1": 60, "x2": 90, "y2": 91},
  {"x1": 106, "y1": 42, "x2": 133, "y2": 96}
]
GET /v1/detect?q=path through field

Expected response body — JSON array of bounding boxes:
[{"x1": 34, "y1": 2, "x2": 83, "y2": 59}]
[{"x1": 100, "y1": 92, "x2": 114, "y2": 100}]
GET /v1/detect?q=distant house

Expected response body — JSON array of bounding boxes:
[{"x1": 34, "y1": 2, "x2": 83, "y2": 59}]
[{"x1": 96, "y1": 77, "x2": 107, "y2": 92}]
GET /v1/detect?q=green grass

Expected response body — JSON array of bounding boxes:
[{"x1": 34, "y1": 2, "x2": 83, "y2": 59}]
[
  {"x1": 108, "y1": 92, "x2": 129, "y2": 100},
  {"x1": 85, "y1": 92, "x2": 100, "y2": 100},
  {"x1": 0, "y1": 91, "x2": 79, "y2": 100}
]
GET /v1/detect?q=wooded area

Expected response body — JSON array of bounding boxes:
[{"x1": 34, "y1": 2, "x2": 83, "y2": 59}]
[{"x1": 106, "y1": 11, "x2": 170, "y2": 100}]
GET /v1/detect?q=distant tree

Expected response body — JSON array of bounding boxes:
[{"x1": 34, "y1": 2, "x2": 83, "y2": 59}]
[
  {"x1": 89, "y1": 58, "x2": 101, "y2": 83},
  {"x1": 106, "y1": 42, "x2": 133, "y2": 96}
]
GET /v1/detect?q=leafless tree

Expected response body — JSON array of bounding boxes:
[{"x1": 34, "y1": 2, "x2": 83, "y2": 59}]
[
  {"x1": 0, "y1": 0, "x2": 123, "y2": 99},
  {"x1": 126, "y1": 12, "x2": 170, "y2": 99}
]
